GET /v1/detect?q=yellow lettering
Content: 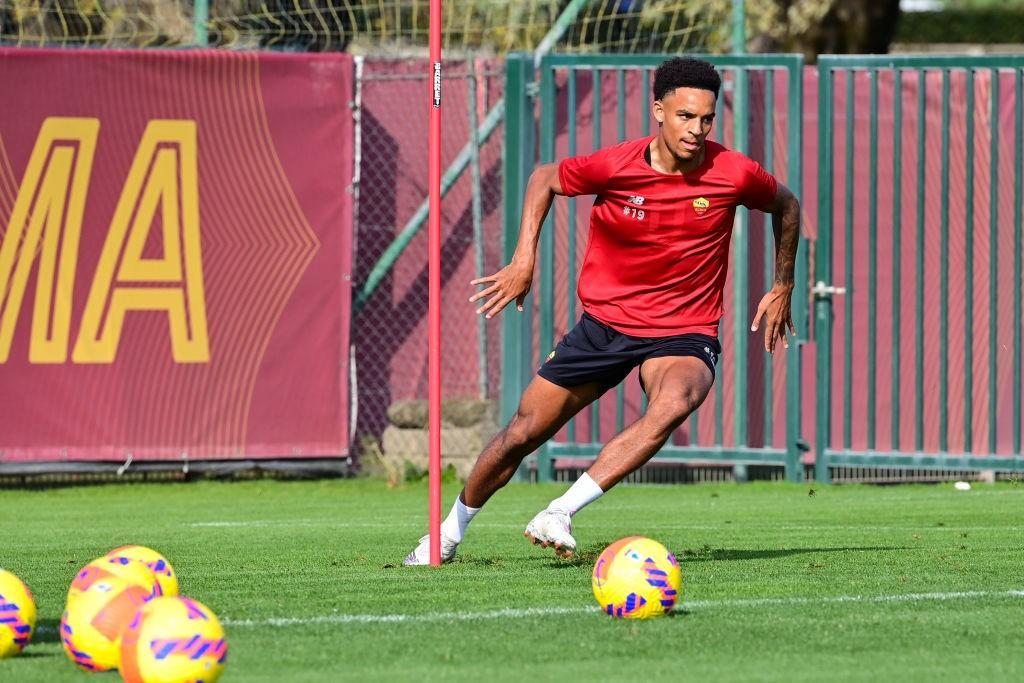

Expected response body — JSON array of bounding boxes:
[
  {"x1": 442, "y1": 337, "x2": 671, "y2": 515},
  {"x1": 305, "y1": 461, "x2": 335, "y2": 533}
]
[
  {"x1": 73, "y1": 120, "x2": 208, "y2": 363},
  {"x1": 0, "y1": 117, "x2": 98, "y2": 363}
]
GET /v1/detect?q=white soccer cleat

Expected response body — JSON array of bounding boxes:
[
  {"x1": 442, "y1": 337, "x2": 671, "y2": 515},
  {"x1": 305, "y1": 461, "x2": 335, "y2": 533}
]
[
  {"x1": 403, "y1": 533, "x2": 459, "y2": 566},
  {"x1": 524, "y1": 508, "x2": 576, "y2": 558}
]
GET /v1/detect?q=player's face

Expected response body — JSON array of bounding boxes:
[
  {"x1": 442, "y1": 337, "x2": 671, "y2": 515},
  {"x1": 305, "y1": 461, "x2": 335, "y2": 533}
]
[{"x1": 654, "y1": 87, "x2": 717, "y2": 161}]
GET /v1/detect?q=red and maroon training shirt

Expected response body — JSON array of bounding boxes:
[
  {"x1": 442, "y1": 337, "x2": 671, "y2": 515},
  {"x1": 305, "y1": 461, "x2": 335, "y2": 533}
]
[{"x1": 558, "y1": 136, "x2": 777, "y2": 338}]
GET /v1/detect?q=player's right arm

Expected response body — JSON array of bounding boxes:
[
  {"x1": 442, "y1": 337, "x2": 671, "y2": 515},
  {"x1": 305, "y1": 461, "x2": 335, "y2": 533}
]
[
  {"x1": 471, "y1": 143, "x2": 622, "y2": 318},
  {"x1": 470, "y1": 162, "x2": 564, "y2": 318}
]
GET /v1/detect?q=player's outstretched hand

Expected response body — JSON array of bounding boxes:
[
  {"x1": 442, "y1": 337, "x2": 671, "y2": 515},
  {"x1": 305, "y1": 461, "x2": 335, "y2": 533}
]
[
  {"x1": 470, "y1": 259, "x2": 534, "y2": 319},
  {"x1": 751, "y1": 283, "x2": 796, "y2": 353}
]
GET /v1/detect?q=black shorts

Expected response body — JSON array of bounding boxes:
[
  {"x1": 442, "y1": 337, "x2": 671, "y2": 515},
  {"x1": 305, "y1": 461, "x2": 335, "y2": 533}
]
[{"x1": 537, "y1": 313, "x2": 721, "y2": 394}]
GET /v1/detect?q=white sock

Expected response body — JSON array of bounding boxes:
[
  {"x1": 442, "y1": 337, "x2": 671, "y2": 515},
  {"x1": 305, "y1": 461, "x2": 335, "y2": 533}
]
[
  {"x1": 548, "y1": 473, "x2": 604, "y2": 516},
  {"x1": 439, "y1": 496, "x2": 480, "y2": 543}
]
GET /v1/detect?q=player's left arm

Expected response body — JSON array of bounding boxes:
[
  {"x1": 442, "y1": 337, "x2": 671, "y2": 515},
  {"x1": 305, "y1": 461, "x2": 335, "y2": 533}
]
[{"x1": 751, "y1": 181, "x2": 800, "y2": 353}]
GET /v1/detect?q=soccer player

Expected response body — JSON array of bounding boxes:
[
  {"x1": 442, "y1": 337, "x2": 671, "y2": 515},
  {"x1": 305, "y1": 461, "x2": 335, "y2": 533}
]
[{"x1": 405, "y1": 56, "x2": 800, "y2": 565}]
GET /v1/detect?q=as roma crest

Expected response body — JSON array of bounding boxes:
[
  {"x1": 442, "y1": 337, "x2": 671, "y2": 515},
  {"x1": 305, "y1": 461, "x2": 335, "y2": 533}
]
[{"x1": 693, "y1": 197, "x2": 710, "y2": 216}]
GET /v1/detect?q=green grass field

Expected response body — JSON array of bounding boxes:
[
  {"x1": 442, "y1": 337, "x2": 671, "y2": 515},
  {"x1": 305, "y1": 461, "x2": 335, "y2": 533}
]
[{"x1": 2, "y1": 478, "x2": 1023, "y2": 681}]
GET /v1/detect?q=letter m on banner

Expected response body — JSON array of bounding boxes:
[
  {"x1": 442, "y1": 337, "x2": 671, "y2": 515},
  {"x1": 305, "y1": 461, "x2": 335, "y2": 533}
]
[
  {"x1": 0, "y1": 118, "x2": 97, "y2": 363},
  {"x1": 0, "y1": 117, "x2": 209, "y2": 364}
]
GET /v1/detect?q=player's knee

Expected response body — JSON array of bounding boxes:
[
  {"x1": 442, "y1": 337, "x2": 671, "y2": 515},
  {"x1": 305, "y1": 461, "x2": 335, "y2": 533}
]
[
  {"x1": 646, "y1": 390, "x2": 704, "y2": 434},
  {"x1": 646, "y1": 400, "x2": 688, "y2": 433},
  {"x1": 502, "y1": 411, "x2": 543, "y2": 452},
  {"x1": 681, "y1": 383, "x2": 710, "y2": 411}
]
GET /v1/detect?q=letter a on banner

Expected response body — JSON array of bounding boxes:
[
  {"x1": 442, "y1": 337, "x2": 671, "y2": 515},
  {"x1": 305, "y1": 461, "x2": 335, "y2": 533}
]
[
  {"x1": 0, "y1": 117, "x2": 98, "y2": 363},
  {"x1": 74, "y1": 120, "x2": 209, "y2": 364}
]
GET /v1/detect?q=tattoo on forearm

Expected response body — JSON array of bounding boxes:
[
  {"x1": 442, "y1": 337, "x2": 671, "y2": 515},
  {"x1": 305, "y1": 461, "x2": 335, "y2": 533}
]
[{"x1": 772, "y1": 199, "x2": 799, "y2": 287}]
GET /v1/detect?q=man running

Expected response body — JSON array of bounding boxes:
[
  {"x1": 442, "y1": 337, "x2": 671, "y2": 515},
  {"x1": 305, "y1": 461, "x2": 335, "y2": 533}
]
[{"x1": 405, "y1": 56, "x2": 800, "y2": 565}]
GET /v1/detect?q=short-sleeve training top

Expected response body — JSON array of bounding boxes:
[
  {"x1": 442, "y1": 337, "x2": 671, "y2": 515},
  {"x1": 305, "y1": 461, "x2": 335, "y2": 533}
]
[{"x1": 558, "y1": 136, "x2": 777, "y2": 337}]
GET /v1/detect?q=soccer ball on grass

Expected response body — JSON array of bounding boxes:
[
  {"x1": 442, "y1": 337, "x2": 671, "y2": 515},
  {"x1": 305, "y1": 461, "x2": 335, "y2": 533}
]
[
  {"x1": 0, "y1": 569, "x2": 36, "y2": 658},
  {"x1": 592, "y1": 536, "x2": 682, "y2": 619},
  {"x1": 60, "y1": 574, "x2": 153, "y2": 672},
  {"x1": 105, "y1": 546, "x2": 179, "y2": 597},
  {"x1": 119, "y1": 596, "x2": 228, "y2": 683}
]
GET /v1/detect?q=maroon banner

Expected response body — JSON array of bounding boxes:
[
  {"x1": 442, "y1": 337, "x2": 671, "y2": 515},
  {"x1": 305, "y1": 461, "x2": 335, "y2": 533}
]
[{"x1": 0, "y1": 48, "x2": 352, "y2": 462}]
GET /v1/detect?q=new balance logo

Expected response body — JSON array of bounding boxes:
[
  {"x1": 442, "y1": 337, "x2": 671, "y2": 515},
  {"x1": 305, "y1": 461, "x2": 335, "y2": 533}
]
[{"x1": 628, "y1": 195, "x2": 645, "y2": 205}]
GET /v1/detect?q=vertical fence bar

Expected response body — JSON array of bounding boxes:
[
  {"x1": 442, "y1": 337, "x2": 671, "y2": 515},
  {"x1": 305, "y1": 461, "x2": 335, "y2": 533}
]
[
  {"x1": 539, "y1": 65, "x2": 556, "y2": 352},
  {"x1": 733, "y1": 65, "x2": 750, "y2": 449},
  {"x1": 1015, "y1": 69, "x2": 1022, "y2": 455},
  {"x1": 731, "y1": 14, "x2": 748, "y2": 466},
  {"x1": 615, "y1": 68, "x2": 626, "y2": 435},
  {"x1": 892, "y1": 69, "x2": 903, "y2": 450},
  {"x1": 590, "y1": 68, "x2": 602, "y2": 445},
  {"x1": 468, "y1": 61, "x2": 487, "y2": 399},
  {"x1": 843, "y1": 70, "x2": 855, "y2": 450},
  {"x1": 867, "y1": 69, "x2": 879, "y2": 450},
  {"x1": 815, "y1": 61, "x2": 835, "y2": 482},
  {"x1": 715, "y1": 68, "x2": 730, "y2": 448},
  {"x1": 763, "y1": 68, "x2": 775, "y2": 448},
  {"x1": 964, "y1": 68, "x2": 975, "y2": 452},
  {"x1": 719, "y1": 66, "x2": 732, "y2": 143},
  {"x1": 988, "y1": 69, "x2": 999, "y2": 455},
  {"x1": 193, "y1": 0, "x2": 209, "y2": 46},
  {"x1": 915, "y1": 69, "x2": 927, "y2": 452},
  {"x1": 641, "y1": 68, "x2": 650, "y2": 417},
  {"x1": 537, "y1": 62, "x2": 557, "y2": 480},
  {"x1": 642, "y1": 69, "x2": 651, "y2": 138},
  {"x1": 616, "y1": 68, "x2": 627, "y2": 139},
  {"x1": 785, "y1": 58, "x2": 805, "y2": 482},
  {"x1": 566, "y1": 68, "x2": 578, "y2": 444},
  {"x1": 501, "y1": 54, "x2": 534, "y2": 437},
  {"x1": 939, "y1": 69, "x2": 950, "y2": 453},
  {"x1": 732, "y1": 0, "x2": 746, "y2": 53}
]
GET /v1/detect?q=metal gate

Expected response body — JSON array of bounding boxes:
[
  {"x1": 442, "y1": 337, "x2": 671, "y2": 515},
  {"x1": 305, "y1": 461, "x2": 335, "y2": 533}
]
[
  {"x1": 815, "y1": 56, "x2": 1024, "y2": 480},
  {"x1": 503, "y1": 53, "x2": 809, "y2": 481}
]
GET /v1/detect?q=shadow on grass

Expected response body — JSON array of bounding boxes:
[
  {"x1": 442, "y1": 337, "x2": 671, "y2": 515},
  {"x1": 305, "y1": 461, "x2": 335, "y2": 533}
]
[
  {"x1": 539, "y1": 543, "x2": 913, "y2": 568},
  {"x1": 449, "y1": 544, "x2": 911, "y2": 570},
  {"x1": 663, "y1": 608, "x2": 692, "y2": 618},
  {"x1": 680, "y1": 546, "x2": 912, "y2": 562},
  {"x1": 12, "y1": 650, "x2": 60, "y2": 659},
  {"x1": 32, "y1": 618, "x2": 62, "y2": 645}
]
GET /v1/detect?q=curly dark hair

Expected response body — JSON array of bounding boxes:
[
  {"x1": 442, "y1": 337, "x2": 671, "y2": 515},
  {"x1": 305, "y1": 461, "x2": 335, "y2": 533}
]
[{"x1": 652, "y1": 57, "x2": 721, "y2": 100}]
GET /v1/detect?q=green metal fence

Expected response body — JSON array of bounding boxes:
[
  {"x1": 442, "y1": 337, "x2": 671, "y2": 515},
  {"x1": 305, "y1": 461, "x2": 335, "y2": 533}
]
[
  {"x1": 503, "y1": 53, "x2": 809, "y2": 482},
  {"x1": 816, "y1": 55, "x2": 1024, "y2": 481}
]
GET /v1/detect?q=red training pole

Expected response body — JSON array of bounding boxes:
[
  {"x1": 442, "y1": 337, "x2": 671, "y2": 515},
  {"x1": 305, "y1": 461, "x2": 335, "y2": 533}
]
[{"x1": 427, "y1": 0, "x2": 443, "y2": 567}]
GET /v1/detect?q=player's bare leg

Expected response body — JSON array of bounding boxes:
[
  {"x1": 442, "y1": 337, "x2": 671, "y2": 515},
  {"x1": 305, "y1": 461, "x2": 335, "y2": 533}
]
[
  {"x1": 462, "y1": 376, "x2": 601, "y2": 506},
  {"x1": 586, "y1": 356, "x2": 713, "y2": 489},
  {"x1": 404, "y1": 376, "x2": 600, "y2": 565},
  {"x1": 528, "y1": 356, "x2": 713, "y2": 558}
]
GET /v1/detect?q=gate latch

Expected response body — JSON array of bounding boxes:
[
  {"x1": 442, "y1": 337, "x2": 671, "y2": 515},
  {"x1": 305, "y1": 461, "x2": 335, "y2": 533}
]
[{"x1": 812, "y1": 281, "x2": 847, "y2": 299}]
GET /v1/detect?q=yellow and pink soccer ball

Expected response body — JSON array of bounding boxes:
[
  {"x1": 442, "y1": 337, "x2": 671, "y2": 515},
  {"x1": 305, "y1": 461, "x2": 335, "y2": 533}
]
[
  {"x1": 119, "y1": 596, "x2": 228, "y2": 683},
  {"x1": 592, "y1": 536, "x2": 682, "y2": 619},
  {"x1": 60, "y1": 574, "x2": 153, "y2": 672},
  {"x1": 105, "y1": 546, "x2": 179, "y2": 598},
  {"x1": 0, "y1": 569, "x2": 36, "y2": 658}
]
